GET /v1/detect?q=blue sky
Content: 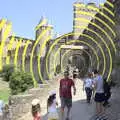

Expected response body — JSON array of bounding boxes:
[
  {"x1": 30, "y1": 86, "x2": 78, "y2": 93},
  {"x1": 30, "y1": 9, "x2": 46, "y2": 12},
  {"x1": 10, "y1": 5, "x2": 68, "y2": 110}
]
[{"x1": 0, "y1": 0, "x2": 105, "y2": 40}]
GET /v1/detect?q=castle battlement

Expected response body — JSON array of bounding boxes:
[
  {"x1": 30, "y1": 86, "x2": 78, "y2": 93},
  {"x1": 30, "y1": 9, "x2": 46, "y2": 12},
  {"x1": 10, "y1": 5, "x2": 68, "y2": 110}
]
[{"x1": 73, "y1": 2, "x2": 99, "y2": 13}]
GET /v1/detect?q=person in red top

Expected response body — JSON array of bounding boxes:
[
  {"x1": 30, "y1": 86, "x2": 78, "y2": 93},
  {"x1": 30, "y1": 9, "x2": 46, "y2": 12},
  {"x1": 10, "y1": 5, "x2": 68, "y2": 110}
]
[{"x1": 59, "y1": 71, "x2": 76, "y2": 120}]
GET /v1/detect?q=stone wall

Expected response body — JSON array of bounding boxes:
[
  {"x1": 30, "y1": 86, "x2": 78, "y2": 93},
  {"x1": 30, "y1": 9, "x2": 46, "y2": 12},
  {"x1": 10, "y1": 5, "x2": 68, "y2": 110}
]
[
  {"x1": 8, "y1": 78, "x2": 59, "y2": 120},
  {"x1": 9, "y1": 94, "x2": 34, "y2": 120}
]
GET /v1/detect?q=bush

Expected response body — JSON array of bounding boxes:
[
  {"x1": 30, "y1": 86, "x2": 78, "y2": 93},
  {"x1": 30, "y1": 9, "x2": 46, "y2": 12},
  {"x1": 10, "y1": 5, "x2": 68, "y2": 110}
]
[
  {"x1": 0, "y1": 64, "x2": 15, "y2": 82},
  {"x1": 9, "y1": 70, "x2": 34, "y2": 95}
]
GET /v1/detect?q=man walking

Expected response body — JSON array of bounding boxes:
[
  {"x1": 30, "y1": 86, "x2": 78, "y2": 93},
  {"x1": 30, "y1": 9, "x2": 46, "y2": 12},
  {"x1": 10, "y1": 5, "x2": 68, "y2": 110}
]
[{"x1": 59, "y1": 71, "x2": 76, "y2": 120}]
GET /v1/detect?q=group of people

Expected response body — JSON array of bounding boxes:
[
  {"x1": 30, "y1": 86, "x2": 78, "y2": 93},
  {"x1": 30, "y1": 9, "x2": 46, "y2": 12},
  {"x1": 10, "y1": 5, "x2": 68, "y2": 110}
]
[
  {"x1": 0, "y1": 67, "x2": 112, "y2": 120},
  {"x1": 83, "y1": 70, "x2": 111, "y2": 109},
  {"x1": 31, "y1": 69, "x2": 111, "y2": 120},
  {"x1": 31, "y1": 70, "x2": 76, "y2": 120}
]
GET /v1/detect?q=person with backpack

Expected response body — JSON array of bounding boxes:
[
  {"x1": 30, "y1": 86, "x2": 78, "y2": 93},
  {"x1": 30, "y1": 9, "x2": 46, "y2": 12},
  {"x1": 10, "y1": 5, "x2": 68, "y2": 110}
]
[
  {"x1": 59, "y1": 71, "x2": 76, "y2": 120},
  {"x1": 93, "y1": 70, "x2": 105, "y2": 115},
  {"x1": 103, "y1": 78, "x2": 111, "y2": 107}
]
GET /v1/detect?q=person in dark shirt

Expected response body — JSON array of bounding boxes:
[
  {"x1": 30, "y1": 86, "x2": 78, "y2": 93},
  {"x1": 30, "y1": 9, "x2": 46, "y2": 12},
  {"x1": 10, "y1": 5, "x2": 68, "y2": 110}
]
[
  {"x1": 103, "y1": 78, "x2": 111, "y2": 107},
  {"x1": 59, "y1": 71, "x2": 76, "y2": 120}
]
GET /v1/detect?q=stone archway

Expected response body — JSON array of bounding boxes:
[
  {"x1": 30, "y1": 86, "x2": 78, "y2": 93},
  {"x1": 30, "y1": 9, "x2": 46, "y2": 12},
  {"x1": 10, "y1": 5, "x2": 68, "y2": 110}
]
[{"x1": 61, "y1": 48, "x2": 90, "y2": 77}]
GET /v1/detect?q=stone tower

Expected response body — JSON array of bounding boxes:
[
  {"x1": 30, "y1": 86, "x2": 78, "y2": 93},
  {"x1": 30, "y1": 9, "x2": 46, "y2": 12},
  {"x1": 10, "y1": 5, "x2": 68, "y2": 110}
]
[
  {"x1": 0, "y1": 19, "x2": 12, "y2": 67},
  {"x1": 35, "y1": 16, "x2": 53, "y2": 57},
  {"x1": 35, "y1": 16, "x2": 53, "y2": 81},
  {"x1": 73, "y1": 1, "x2": 98, "y2": 39}
]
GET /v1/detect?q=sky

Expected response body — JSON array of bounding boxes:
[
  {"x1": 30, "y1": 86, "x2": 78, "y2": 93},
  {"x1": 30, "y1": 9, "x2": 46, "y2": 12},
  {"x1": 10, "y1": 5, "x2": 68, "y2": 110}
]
[{"x1": 0, "y1": 0, "x2": 105, "y2": 40}]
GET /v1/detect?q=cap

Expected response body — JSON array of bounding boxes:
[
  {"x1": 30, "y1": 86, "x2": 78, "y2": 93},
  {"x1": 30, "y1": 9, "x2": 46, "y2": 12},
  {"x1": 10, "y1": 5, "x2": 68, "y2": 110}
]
[
  {"x1": 31, "y1": 99, "x2": 40, "y2": 106},
  {"x1": 49, "y1": 90, "x2": 56, "y2": 96}
]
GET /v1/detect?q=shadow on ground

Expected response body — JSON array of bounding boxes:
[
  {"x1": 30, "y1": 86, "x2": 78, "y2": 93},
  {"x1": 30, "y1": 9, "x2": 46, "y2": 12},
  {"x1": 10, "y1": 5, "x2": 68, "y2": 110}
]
[{"x1": 42, "y1": 99, "x2": 96, "y2": 120}]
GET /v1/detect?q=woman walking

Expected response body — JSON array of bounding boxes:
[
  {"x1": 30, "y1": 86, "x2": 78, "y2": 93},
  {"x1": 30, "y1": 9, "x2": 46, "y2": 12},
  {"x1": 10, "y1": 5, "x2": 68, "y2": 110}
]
[{"x1": 83, "y1": 73, "x2": 93, "y2": 103}]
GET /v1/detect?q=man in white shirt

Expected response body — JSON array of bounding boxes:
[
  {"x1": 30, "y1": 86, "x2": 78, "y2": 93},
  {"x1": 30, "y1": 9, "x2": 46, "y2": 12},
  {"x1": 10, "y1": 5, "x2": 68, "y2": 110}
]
[{"x1": 93, "y1": 70, "x2": 105, "y2": 115}]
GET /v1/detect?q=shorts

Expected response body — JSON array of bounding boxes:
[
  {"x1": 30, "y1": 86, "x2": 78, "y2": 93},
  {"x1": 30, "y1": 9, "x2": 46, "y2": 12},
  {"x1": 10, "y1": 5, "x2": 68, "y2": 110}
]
[
  {"x1": 48, "y1": 112, "x2": 59, "y2": 120},
  {"x1": 94, "y1": 93, "x2": 105, "y2": 102},
  {"x1": 60, "y1": 97, "x2": 72, "y2": 108}
]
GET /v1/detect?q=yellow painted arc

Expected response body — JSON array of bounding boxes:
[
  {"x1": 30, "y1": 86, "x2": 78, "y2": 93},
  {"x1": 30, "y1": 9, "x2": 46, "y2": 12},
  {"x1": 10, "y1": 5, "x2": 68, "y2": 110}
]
[
  {"x1": 45, "y1": 32, "x2": 99, "y2": 79},
  {"x1": 54, "y1": 46, "x2": 62, "y2": 74},
  {"x1": 94, "y1": 16, "x2": 116, "y2": 37},
  {"x1": 14, "y1": 39, "x2": 22, "y2": 67},
  {"x1": 35, "y1": 19, "x2": 48, "y2": 31},
  {"x1": 38, "y1": 35, "x2": 51, "y2": 83},
  {"x1": 87, "y1": 6, "x2": 99, "y2": 12},
  {"x1": 106, "y1": 1, "x2": 114, "y2": 8},
  {"x1": 80, "y1": 33, "x2": 106, "y2": 76},
  {"x1": 22, "y1": 40, "x2": 31, "y2": 72},
  {"x1": 7, "y1": 35, "x2": 15, "y2": 50},
  {"x1": 0, "y1": 23, "x2": 12, "y2": 52},
  {"x1": 6, "y1": 56, "x2": 10, "y2": 64},
  {"x1": 74, "y1": 18, "x2": 116, "y2": 53},
  {"x1": 75, "y1": 7, "x2": 115, "y2": 25},
  {"x1": 61, "y1": 49, "x2": 92, "y2": 73},
  {"x1": 54, "y1": 40, "x2": 94, "y2": 74},
  {"x1": 102, "y1": 6, "x2": 114, "y2": 17},
  {"x1": 61, "y1": 51, "x2": 86, "y2": 73},
  {"x1": 53, "y1": 40, "x2": 99, "y2": 79},
  {"x1": 99, "y1": 11, "x2": 114, "y2": 25},
  {"x1": 0, "y1": 23, "x2": 12, "y2": 70},
  {"x1": 0, "y1": 19, "x2": 6, "y2": 31},
  {"x1": 64, "y1": 40, "x2": 99, "y2": 74},
  {"x1": 30, "y1": 27, "x2": 51, "y2": 87},
  {"x1": 46, "y1": 32, "x2": 73, "y2": 79},
  {"x1": 74, "y1": 26, "x2": 113, "y2": 81},
  {"x1": 6, "y1": 35, "x2": 15, "y2": 64},
  {"x1": 89, "y1": 4, "x2": 115, "y2": 21},
  {"x1": 74, "y1": 11, "x2": 116, "y2": 37},
  {"x1": 92, "y1": 22, "x2": 116, "y2": 53},
  {"x1": 73, "y1": 4, "x2": 86, "y2": 8}
]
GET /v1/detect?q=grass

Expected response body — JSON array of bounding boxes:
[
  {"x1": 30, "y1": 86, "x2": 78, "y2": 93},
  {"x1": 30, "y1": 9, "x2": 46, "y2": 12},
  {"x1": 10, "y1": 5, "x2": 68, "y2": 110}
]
[
  {"x1": 0, "y1": 78, "x2": 10, "y2": 103},
  {"x1": 0, "y1": 89, "x2": 10, "y2": 103}
]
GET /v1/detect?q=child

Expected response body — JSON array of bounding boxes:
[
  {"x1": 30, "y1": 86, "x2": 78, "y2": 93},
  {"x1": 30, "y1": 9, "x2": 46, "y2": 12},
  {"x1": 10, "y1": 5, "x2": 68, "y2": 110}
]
[
  {"x1": 47, "y1": 91, "x2": 59, "y2": 120},
  {"x1": 31, "y1": 99, "x2": 41, "y2": 120}
]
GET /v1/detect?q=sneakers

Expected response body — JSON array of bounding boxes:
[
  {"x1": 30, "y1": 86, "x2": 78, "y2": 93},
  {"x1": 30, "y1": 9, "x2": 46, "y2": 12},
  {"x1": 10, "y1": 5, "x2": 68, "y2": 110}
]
[{"x1": 66, "y1": 117, "x2": 70, "y2": 120}]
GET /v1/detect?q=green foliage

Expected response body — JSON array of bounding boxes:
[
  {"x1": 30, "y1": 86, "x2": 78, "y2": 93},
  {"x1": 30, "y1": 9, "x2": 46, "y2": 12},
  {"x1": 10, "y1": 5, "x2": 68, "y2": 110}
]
[
  {"x1": 9, "y1": 70, "x2": 34, "y2": 95},
  {"x1": 0, "y1": 89, "x2": 10, "y2": 103},
  {"x1": 0, "y1": 64, "x2": 15, "y2": 82}
]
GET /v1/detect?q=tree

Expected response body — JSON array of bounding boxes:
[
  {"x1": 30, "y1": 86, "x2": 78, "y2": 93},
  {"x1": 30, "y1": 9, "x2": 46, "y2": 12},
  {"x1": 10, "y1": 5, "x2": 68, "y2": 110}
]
[{"x1": 0, "y1": 64, "x2": 15, "y2": 82}]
